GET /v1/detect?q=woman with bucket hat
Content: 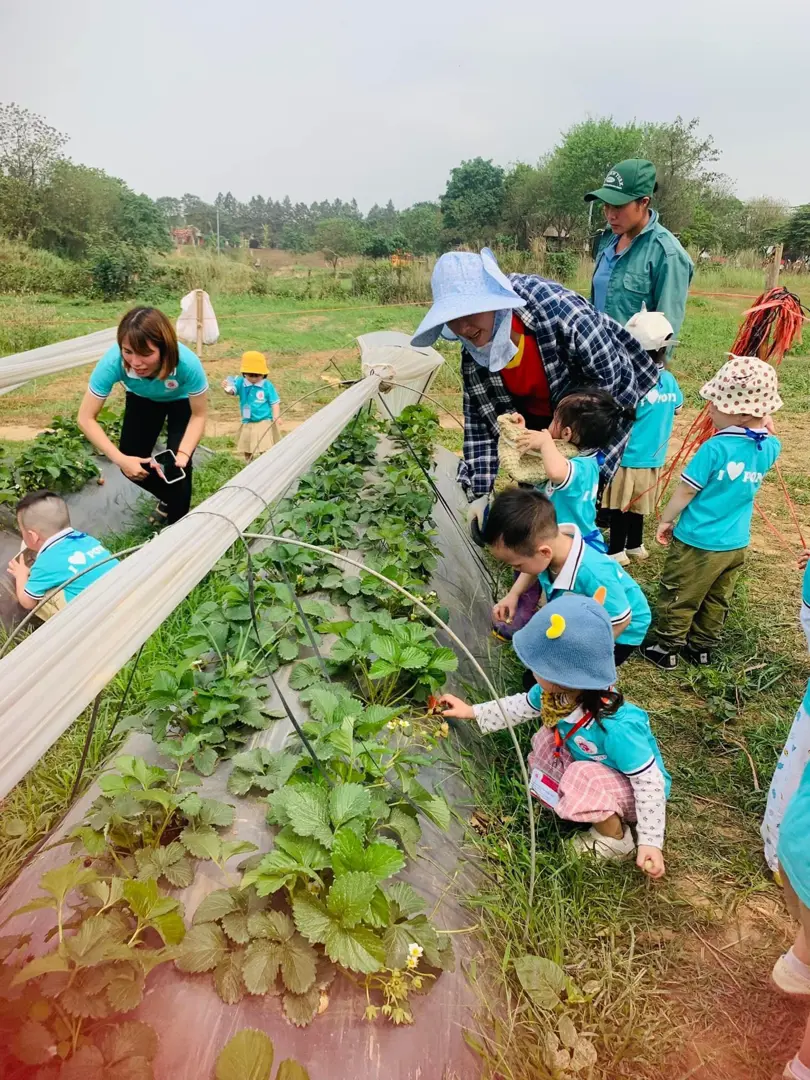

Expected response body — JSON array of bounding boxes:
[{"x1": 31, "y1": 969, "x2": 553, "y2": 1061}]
[
  {"x1": 586, "y1": 159, "x2": 694, "y2": 337},
  {"x1": 411, "y1": 248, "x2": 658, "y2": 533}
]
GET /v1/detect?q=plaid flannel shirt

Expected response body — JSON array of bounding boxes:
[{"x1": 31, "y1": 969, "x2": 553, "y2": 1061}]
[{"x1": 458, "y1": 275, "x2": 660, "y2": 498}]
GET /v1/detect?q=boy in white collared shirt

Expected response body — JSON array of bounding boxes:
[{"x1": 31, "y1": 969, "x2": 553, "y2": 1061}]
[
  {"x1": 7, "y1": 490, "x2": 119, "y2": 619},
  {"x1": 645, "y1": 356, "x2": 782, "y2": 669}
]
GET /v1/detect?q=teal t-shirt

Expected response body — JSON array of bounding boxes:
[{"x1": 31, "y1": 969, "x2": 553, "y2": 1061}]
[
  {"x1": 676, "y1": 427, "x2": 781, "y2": 551},
  {"x1": 24, "y1": 529, "x2": 119, "y2": 603},
  {"x1": 778, "y1": 752, "x2": 810, "y2": 908},
  {"x1": 621, "y1": 370, "x2": 683, "y2": 469},
  {"x1": 544, "y1": 453, "x2": 600, "y2": 538},
  {"x1": 527, "y1": 685, "x2": 671, "y2": 793},
  {"x1": 229, "y1": 376, "x2": 280, "y2": 424},
  {"x1": 536, "y1": 526, "x2": 651, "y2": 646},
  {"x1": 89, "y1": 342, "x2": 208, "y2": 402}
]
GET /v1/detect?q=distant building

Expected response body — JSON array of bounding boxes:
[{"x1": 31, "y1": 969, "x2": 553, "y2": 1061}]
[
  {"x1": 543, "y1": 225, "x2": 570, "y2": 252},
  {"x1": 172, "y1": 226, "x2": 203, "y2": 247}
]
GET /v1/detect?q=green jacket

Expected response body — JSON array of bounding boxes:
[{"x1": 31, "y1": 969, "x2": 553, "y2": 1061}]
[{"x1": 591, "y1": 210, "x2": 694, "y2": 337}]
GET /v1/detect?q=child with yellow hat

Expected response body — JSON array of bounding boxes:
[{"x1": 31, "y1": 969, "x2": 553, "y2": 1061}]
[{"x1": 222, "y1": 351, "x2": 281, "y2": 460}]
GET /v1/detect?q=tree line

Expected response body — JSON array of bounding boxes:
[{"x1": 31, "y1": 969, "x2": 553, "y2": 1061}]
[{"x1": 1, "y1": 103, "x2": 809, "y2": 265}]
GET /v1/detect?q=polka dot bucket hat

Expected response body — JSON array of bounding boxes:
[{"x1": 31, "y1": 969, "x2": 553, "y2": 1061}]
[{"x1": 699, "y1": 354, "x2": 783, "y2": 416}]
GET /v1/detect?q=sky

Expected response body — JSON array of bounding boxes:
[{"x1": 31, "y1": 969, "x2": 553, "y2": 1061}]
[{"x1": 2, "y1": 0, "x2": 809, "y2": 210}]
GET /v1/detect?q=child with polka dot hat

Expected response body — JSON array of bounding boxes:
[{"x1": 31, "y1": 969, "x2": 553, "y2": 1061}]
[{"x1": 644, "y1": 355, "x2": 782, "y2": 669}]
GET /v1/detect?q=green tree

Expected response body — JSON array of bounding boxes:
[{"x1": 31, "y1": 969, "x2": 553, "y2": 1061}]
[
  {"x1": 638, "y1": 117, "x2": 721, "y2": 235},
  {"x1": 784, "y1": 205, "x2": 810, "y2": 258},
  {"x1": 502, "y1": 163, "x2": 553, "y2": 250},
  {"x1": 399, "y1": 202, "x2": 443, "y2": 255},
  {"x1": 740, "y1": 196, "x2": 790, "y2": 250},
  {"x1": 156, "y1": 196, "x2": 184, "y2": 226},
  {"x1": 440, "y1": 157, "x2": 505, "y2": 246},
  {"x1": 0, "y1": 102, "x2": 67, "y2": 240},
  {"x1": 35, "y1": 162, "x2": 169, "y2": 257},
  {"x1": 279, "y1": 223, "x2": 313, "y2": 253},
  {"x1": 315, "y1": 217, "x2": 362, "y2": 270},
  {"x1": 542, "y1": 118, "x2": 643, "y2": 241}
]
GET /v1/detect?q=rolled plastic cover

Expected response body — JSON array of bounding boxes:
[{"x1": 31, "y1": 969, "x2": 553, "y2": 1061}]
[
  {"x1": 0, "y1": 376, "x2": 381, "y2": 800},
  {"x1": 0, "y1": 327, "x2": 117, "y2": 393},
  {"x1": 358, "y1": 331, "x2": 443, "y2": 417},
  {"x1": 177, "y1": 290, "x2": 219, "y2": 345}
]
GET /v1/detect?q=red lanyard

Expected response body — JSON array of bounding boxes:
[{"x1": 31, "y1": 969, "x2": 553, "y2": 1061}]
[{"x1": 553, "y1": 711, "x2": 593, "y2": 758}]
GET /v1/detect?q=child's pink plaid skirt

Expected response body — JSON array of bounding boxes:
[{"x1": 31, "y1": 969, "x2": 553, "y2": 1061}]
[{"x1": 528, "y1": 727, "x2": 636, "y2": 823}]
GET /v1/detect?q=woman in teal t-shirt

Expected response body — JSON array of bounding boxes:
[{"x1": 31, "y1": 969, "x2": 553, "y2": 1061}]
[{"x1": 77, "y1": 307, "x2": 208, "y2": 524}]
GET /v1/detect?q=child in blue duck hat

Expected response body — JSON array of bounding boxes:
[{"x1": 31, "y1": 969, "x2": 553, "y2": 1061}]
[{"x1": 440, "y1": 592, "x2": 669, "y2": 876}]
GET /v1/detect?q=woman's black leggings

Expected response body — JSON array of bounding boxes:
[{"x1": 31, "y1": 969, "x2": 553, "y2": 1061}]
[
  {"x1": 118, "y1": 392, "x2": 194, "y2": 524},
  {"x1": 608, "y1": 509, "x2": 644, "y2": 554}
]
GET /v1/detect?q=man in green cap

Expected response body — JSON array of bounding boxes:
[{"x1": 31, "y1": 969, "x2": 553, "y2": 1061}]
[{"x1": 586, "y1": 159, "x2": 693, "y2": 338}]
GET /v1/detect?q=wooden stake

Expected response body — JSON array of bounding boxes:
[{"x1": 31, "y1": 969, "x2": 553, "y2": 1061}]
[
  {"x1": 195, "y1": 289, "x2": 204, "y2": 357},
  {"x1": 765, "y1": 243, "x2": 783, "y2": 291}
]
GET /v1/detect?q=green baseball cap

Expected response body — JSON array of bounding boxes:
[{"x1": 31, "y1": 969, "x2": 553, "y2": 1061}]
[{"x1": 585, "y1": 159, "x2": 658, "y2": 206}]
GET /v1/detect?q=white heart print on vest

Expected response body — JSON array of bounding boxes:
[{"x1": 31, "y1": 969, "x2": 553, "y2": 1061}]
[
  {"x1": 726, "y1": 461, "x2": 745, "y2": 481},
  {"x1": 68, "y1": 552, "x2": 87, "y2": 566},
  {"x1": 645, "y1": 388, "x2": 660, "y2": 405}
]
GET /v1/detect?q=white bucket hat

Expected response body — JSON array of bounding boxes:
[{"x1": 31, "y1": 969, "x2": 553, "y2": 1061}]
[
  {"x1": 700, "y1": 354, "x2": 783, "y2": 416},
  {"x1": 625, "y1": 306, "x2": 678, "y2": 352},
  {"x1": 411, "y1": 248, "x2": 525, "y2": 347}
]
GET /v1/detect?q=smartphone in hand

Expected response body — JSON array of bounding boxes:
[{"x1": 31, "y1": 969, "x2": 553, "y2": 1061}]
[{"x1": 152, "y1": 449, "x2": 186, "y2": 485}]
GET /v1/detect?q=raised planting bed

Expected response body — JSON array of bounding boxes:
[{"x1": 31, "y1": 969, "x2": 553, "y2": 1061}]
[{"x1": 0, "y1": 404, "x2": 495, "y2": 1080}]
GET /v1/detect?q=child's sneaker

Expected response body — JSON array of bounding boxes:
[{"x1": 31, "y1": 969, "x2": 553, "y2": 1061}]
[
  {"x1": 609, "y1": 550, "x2": 630, "y2": 566},
  {"x1": 683, "y1": 645, "x2": 712, "y2": 666},
  {"x1": 643, "y1": 643, "x2": 679, "y2": 669},
  {"x1": 773, "y1": 950, "x2": 810, "y2": 996},
  {"x1": 626, "y1": 545, "x2": 649, "y2": 561},
  {"x1": 571, "y1": 825, "x2": 635, "y2": 861}
]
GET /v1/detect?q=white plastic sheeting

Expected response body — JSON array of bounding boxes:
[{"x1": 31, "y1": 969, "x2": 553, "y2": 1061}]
[
  {"x1": 0, "y1": 326, "x2": 117, "y2": 394},
  {"x1": 359, "y1": 330, "x2": 443, "y2": 418},
  {"x1": 176, "y1": 289, "x2": 220, "y2": 345},
  {"x1": 0, "y1": 376, "x2": 381, "y2": 800}
]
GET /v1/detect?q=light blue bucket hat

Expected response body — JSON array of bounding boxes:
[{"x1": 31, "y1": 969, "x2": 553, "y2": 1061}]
[
  {"x1": 411, "y1": 247, "x2": 526, "y2": 348},
  {"x1": 512, "y1": 594, "x2": 617, "y2": 690}
]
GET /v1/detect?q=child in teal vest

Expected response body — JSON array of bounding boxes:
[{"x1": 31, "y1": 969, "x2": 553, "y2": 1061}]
[
  {"x1": 603, "y1": 309, "x2": 683, "y2": 564},
  {"x1": 514, "y1": 387, "x2": 633, "y2": 552},
  {"x1": 223, "y1": 350, "x2": 281, "y2": 461},
  {"x1": 645, "y1": 355, "x2": 782, "y2": 669}
]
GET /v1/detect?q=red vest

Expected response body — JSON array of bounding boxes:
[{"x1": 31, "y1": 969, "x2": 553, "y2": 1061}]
[{"x1": 500, "y1": 313, "x2": 552, "y2": 416}]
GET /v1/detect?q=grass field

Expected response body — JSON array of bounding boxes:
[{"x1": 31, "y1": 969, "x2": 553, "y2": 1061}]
[{"x1": 0, "y1": 277, "x2": 809, "y2": 1078}]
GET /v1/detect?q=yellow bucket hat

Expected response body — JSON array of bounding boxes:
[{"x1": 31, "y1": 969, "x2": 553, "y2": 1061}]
[{"x1": 240, "y1": 350, "x2": 269, "y2": 376}]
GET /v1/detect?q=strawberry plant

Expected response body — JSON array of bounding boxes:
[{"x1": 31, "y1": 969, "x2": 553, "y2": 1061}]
[
  {"x1": 0, "y1": 860, "x2": 180, "y2": 1079},
  {"x1": 141, "y1": 659, "x2": 277, "y2": 769},
  {"x1": 215, "y1": 1029, "x2": 312, "y2": 1080},
  {"x1": 296, "y1": 461, "x2": 366, "y2": 501},
  {"x1": 274, "y1": 497, "x2": 359, "y2": 549},
  {"x1": 64, "y1": 753, "x2": 251, "y2": 883},
  {"x1": 386, "y1": 404, "x2": 440, "y2": 466},
  {"x1": 175, "y1": 888, "x2": 330, "y2": 1024}
]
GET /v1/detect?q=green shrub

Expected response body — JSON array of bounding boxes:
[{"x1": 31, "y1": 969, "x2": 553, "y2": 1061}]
[
  {"x1": 88, "y1": 241, "x2": 150, "y2": 300},
  {"x1": 543, "y1": 250, "x2": 579, "y2": 284},
  {"x1": 0, "y1": 239, "x2": 87, "y2": 296}
]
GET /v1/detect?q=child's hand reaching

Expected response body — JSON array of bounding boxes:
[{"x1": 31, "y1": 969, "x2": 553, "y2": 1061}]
[
  {"x1": 515, "y1": 428, "x2": 551, "y2": 454},
  {"x1": 637, "y1": 845, "x2": 665, "y2": 879},
  {"x1": 493, "y1": 591, "x2": 519, "y2": 625},
  {"x1": 799, "y1": 549, "x2": 810, "y2": 571},
  {"x1": 438, "y1": 694, "x2": 475, "y2": 720},
  {"x1": 655, "y1": 521, "x2": 674, "y2": 546}
]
